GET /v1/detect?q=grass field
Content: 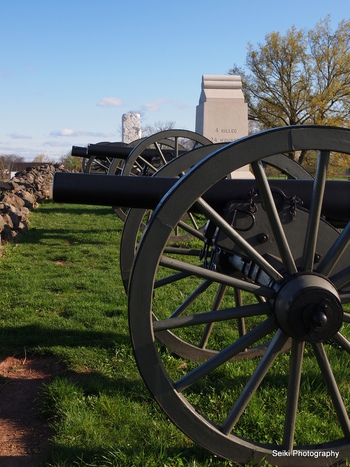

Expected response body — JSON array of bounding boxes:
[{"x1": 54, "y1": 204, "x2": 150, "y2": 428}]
[
  {"x1": 0, "y1": 202, "x2": 239, "y2": 467},
  {"x1": 1, "y1": 200, "x2": 349, "y2": 467}
]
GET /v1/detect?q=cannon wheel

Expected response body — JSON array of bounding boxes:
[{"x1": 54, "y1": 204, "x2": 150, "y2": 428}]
[
  {"x1": 108, "y1": 129, "x2": 212, "y2": 221},
  {"x1": 107, "y1": 129, "x2": 211, "y2": 178},
  {"x1": 128, "y1": 126, "x2": 350, "y2": 465},
  {"x1": 122, "y1": 148, "x2": 313, "y2": 363},
  {"x1": 120, "y1": 146, "x2": 314, "y2": 289},
  {"x1": 120, "y1": 129, "x2": 212, "y2": 176}
]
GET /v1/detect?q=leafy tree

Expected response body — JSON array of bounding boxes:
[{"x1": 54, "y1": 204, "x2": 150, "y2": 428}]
[
  {"x1": 229, "y1": 16, "x2": 350, "y2": 171},
  {"x1": 230, "y1": 16, "x2": 350, "y2": 128},
  {"x1": 59, "y1": 152, "x2": 83, "y2": 171}
]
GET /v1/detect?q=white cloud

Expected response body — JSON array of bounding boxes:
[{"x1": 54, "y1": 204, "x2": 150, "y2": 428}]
[
  {"x1": 97, "y1": 97, "x2": 123, "y2": 107},
  {"x1": 50, "y1": 129, "x2": 114, "y2": 138},
  {"x1": 142, "y1": 98, "x2": 171, "y2": 112},
  {"x1": 53, "y1": 129, "x2": 76, "y2": 136}
]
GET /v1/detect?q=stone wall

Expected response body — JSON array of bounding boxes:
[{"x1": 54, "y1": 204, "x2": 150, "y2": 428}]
[{"x1": 0, "y1": 164, "x2": 64, "y2": 243}]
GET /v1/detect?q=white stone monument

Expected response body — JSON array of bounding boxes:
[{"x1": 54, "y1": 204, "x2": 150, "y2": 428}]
[
  {"x1": 122, "y1": 113, "x2": 141, "y2": 144},
  {"x1": 195, "y1": 75, "x2": 252, "y2": 178}
]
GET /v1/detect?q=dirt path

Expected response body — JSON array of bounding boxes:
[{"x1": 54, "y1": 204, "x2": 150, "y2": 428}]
[{"x1": 0, "y1": 356, "x2": 63, "y2": 466}]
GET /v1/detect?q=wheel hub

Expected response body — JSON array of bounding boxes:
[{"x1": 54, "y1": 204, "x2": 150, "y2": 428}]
[{"x1": 274, "y1": 274, "x2": 343, "y2": 343}]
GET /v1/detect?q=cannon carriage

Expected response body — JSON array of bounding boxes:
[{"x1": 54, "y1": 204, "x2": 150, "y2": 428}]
[{"x1": 53, "y1": 125, "x2": 350, "y2": 465}]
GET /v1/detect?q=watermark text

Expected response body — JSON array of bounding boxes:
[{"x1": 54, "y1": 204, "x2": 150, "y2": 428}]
[{"x1": 272, "y1": 449, "x2": 339, "y2": 459}]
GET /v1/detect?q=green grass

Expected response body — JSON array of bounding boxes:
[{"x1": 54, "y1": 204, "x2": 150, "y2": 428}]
[
  {"x1": 0, "y1": 201, "x2": 349, "y2": 466},
  {"x1": 0, "y1": 202, "x2": 242, "y2": 467}
]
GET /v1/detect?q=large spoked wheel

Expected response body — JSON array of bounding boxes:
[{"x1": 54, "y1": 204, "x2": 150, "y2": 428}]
[
  {"x1": 128, "y1": 126, "x2": 350, "y2": 465},
  {"x1": 122, "y1": 148, "x2": 313, "y2": 363}
]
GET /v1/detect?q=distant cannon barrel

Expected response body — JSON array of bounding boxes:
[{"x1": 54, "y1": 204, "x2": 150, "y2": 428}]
[
  {"x1": 52, "y1": 172, "x2": 350, "y2": 226},
  {"x1": 71, "y1": 144, "x2": 188, "y2": 161}
]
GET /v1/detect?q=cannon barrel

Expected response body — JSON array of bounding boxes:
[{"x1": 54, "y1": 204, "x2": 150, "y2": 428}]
[
  {"x1": 52, "y1": 172, "x2": 350, "y2": 226},
  {"x1": 71, "y1": 146, "x2": 88, "y2": 157},
  {"x1": 71, "y1": 144, "x2": 188, "y2": 161}
]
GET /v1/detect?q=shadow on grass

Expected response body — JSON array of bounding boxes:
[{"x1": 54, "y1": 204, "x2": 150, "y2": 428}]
[
  {"x1": 0, "y1": 323, "x2": 130, "y2": 355},
  {"x1": 36, "y1": 203, "x2": 116, "y2": 216},
  {"x1": 17, "y1": 227, "x2": 120, "y2": 246}
]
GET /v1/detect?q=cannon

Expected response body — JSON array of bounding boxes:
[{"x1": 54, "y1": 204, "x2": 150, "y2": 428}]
[
  {"x1": 72, "y1": 129, "x2": 213, "y2": 221},
  {"x1": 71, "y1": 129, "x2": 212, "y2": 176},
  {"x1": 53, "y1": 125, "x2": 350, "y2": 465}
]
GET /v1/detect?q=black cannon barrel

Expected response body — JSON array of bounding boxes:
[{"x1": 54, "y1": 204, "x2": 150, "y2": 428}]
[
  {"x1": 71, "y1": 146, "x2": 87, "y2": 157},
  {"x1": 71, "y1": 146, "x2": 88, "y2": 157},
  {"x1": 53, "y1": 172, "x2": 174, "y2": 208},
  {"x1": 52, "y1": 172, "x2": 350, "y2": 226},
  {"x1": 71, "y1": 144, "x2": 188, "y2": 161}
]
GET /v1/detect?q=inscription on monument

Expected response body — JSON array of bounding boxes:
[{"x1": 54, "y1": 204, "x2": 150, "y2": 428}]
[{"x1": 212, "y1": 127, "x2": 238, "y2": 143}]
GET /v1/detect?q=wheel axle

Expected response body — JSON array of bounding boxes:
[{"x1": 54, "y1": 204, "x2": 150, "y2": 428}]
[{"x1": 274, "y1": 273, "x2": 343, "y2": 343}]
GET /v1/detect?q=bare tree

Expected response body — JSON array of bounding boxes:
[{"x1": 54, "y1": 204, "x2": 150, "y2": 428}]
[{"x1": 0, "y1": 154, "x2": 24, "y2": 181}]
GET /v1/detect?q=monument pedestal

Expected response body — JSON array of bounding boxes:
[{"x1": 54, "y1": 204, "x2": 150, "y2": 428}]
[{"x1": 195, "y1": 75, "x2": 252, "y2": 178}]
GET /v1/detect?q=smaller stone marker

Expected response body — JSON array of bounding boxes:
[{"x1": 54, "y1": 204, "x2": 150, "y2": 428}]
[{"x1": 122, "y1": 113, "x2": 142, "y2": 144}]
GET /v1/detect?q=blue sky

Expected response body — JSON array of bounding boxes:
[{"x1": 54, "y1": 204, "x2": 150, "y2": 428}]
[{"x1": 1, "y1": 0, "x2": 349, "y2": 161}]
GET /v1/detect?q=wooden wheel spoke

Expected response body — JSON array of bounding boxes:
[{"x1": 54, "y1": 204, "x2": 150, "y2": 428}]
[
  {"x1": 137, "y1": 155, "x2": 158, "y2": 174},
  {"x1": 188, "y1": 212, "x2": 199, "y2": 230},
  {"x1": 94, "y1": 158, "x2": 109, "y2": 170},
  {"x1": 169, "y1": 280, "x2": 213, "y2": 319},
  {"x1": 164, "y1": 247, "x2": 202, "y2": 257},
  {"x1": 318, "y1": 222, "x2": 350, "y2": 277},
  {"x1": 177, "y1": 219, "x2": 206, "y2": 241},
  {"x1": 330, "y1": 265, "x2": 350, "y2": 290},
  {"x1": 174, "y1": 317, "x2": 277, "y2": 393},
  {"x1": 174, "y1": 136, "x2": 179, "y2": 158},
  {"x1": 154, "y1": 141, "x2": 168, "y2": 165},
  {"x1": 159, "y1": 256, "x2": 276, "y2": 299},
  {"x1": 154, "y1": 270, "x2": 192, "y2": 288},
  {"x1": 330, "y1": 332, "x2": 350, "y2": 353},
  {"x1": 153, "y1": 302, "x2": 271, "y2": 333},
  {"x1": 301, "y1": 151, "x2": 330, "y2": 271},
  {"x1": 251, "y1": 160, "x2": 297, "y2": 275},
  {"x1": 199, "y1": 284, "x2": 228, "y2": 349},
  {"x1": 312, "y1": 343, "x2": 350, "y2": 439},
  {"x1": 221, "y1": 329, "x2": 289, "y2": 434},
  {"x1": 234, "y1": 289, "x2": 246, "y2": 338},
  {"x1": 282, "y1": 339, "x2": 305, "y2": 450}
]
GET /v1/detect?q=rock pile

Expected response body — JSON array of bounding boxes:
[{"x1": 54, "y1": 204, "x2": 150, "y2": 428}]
[{"x1": 0, "y1": 164, "x2": 64, "y2": 243}]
